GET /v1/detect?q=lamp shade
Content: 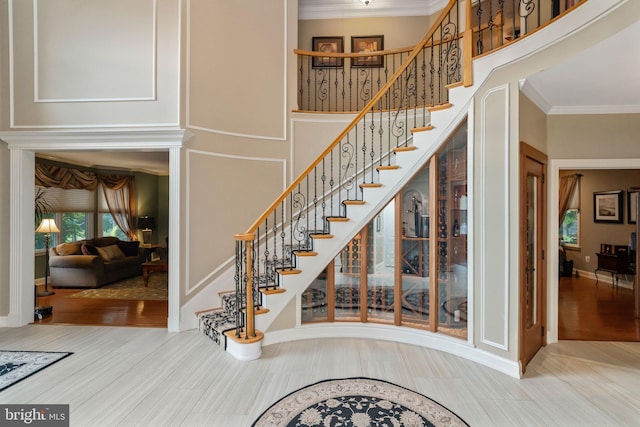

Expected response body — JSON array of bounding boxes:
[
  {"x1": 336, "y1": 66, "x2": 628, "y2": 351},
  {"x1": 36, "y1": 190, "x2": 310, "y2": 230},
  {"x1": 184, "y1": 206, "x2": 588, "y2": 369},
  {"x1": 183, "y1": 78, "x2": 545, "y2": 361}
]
[
  {"x1": 35, "y1": 218, "x2": 60, "y2": 234},
  {"x1": 137, "y1": 216, "x2": 155, "y2": 230}
]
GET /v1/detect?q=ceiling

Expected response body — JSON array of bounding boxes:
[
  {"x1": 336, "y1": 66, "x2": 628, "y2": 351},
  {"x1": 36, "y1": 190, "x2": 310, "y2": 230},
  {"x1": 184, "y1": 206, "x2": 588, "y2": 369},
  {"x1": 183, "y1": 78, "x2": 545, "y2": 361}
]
[{"x1": 38, "y1": 1, "x2": 639, "y2": 175}]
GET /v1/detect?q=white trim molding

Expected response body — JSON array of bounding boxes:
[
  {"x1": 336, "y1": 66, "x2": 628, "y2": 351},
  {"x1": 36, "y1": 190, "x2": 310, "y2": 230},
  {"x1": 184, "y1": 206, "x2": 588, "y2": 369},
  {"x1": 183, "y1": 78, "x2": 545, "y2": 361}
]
[
  {"x1": 0, "y1": 129, "x2": 187, "y2": 329},
  {"x1": 479, "y1": 84, "x2": 510, "y2": 351}
]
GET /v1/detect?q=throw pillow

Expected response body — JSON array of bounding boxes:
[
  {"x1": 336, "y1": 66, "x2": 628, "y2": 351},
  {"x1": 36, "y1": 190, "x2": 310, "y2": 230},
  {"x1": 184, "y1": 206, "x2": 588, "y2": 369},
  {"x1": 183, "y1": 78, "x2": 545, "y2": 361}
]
[
  {"x1": 56, "y1": 242, "x2": 82, "y2": 256},
  {"x1": 116, "y1": 240, "x2": 140, "y2": 257},
  {"x1": 96, "y1": 244, "x2": 126, "y2": 261},
  {"x1": 81, "y1": 243, "x2": 99, "y2": 256}
]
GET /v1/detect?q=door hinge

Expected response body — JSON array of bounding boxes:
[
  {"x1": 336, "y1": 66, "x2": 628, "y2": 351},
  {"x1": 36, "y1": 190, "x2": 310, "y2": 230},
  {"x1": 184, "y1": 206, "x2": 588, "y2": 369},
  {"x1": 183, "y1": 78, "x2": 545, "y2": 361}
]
[
  {"x1": 542, "y1": 173, "x2": 545, "y2": 184},
  {"x1": 542, "y1": 326, "x2": 545, "y2": 336},
  {"x1": 541, "y1": 249, "x2": 545, "y2": 260}
]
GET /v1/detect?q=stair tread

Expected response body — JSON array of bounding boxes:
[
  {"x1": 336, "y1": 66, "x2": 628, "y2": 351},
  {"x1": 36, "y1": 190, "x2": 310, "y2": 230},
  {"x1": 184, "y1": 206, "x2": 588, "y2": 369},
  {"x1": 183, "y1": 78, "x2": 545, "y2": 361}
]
[
  {"x1": 394, "y1": 146, "x2": 417, "y2": 152},
  {"x1": 261, "y1": 287, "x2": 286, "y2": 295},
  {"x1": 376, "y1": 165, "x2": 400, "y2": 170},
  {"x1": 309, "y1": 233, "x2": 334, "y2": 239},
  {"x1": 326, "y1": 216, "x2": 349, "y2": 222},
  {"x1": 428, "y1": 102, "x2": 452, "y2": 111},
  {"x1": 360, "y1": 183, "x2": 383, "y2": 188},
  {"x1": 411, "y1": 125, "x2": 434, "y2": 133},
  {"x1": 276, "y1": 268, "x2": 302, "y2": 275},
  {"x1": 343, "y1": 200, "x2": 366, "y2": 205},
  {"x1": 293, "y1": 250, "x2": 318, "y2": 256}
]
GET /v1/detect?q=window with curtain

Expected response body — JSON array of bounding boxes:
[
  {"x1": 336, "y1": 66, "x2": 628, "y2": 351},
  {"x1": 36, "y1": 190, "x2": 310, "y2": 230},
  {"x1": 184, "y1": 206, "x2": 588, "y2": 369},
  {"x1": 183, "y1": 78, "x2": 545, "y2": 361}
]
[
  {"x1": 98, "y1": 190, "x2": 127, "y2": 240},
  {"x1": 34, "y1": 186, "x2": 95, "y2": 250},
  {"x1": 560, "y1": 178, "x2": 581, "y2": 248}
]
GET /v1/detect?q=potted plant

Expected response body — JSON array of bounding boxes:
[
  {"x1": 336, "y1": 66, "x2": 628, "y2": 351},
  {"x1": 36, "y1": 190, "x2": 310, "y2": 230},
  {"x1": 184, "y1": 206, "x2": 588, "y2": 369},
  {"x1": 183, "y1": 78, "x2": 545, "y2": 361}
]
[{"x1": 35, "y1": 187, "x2": 54, "y2": 225}]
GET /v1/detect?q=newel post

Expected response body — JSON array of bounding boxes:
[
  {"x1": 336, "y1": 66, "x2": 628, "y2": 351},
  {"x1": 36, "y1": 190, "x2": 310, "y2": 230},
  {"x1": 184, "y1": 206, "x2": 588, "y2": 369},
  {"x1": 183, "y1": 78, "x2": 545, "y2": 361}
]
[
  {"x1": 234, "y1": 232, "x2": 256, "y2": 339},
  {"x1": 226, "y1": 232, "x2": 263, "y2": 361}
]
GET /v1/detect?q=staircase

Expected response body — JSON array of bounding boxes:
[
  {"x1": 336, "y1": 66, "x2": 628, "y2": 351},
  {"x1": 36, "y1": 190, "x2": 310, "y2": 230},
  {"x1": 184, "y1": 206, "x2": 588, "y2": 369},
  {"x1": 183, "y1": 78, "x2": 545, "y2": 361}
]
[{"x1": 194, "y1": 0, "x2": 591, "y2": 356}]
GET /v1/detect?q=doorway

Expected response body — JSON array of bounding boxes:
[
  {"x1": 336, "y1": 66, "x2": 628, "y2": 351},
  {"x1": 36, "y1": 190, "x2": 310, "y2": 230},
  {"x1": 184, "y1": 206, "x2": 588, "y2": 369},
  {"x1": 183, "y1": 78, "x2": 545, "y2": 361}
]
[
  {"x1": 519, "y1": 142, "x2": 547, "y2": 371},
  {"x1": 548, "y1": 159, "x2": 640, "y2": 344},
  {"x1": 6, "y1": 132, "x2": 183, "y2": 330},
  {"x1": 556, "y1": 167, "x2": 640, "y2": 341}
]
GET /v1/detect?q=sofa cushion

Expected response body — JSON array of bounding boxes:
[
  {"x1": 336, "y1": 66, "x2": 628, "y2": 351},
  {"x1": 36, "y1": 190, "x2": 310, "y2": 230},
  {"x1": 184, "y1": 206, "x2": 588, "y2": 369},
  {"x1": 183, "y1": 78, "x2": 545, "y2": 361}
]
[
  {"x1": 56, "y1": 242, "x2": 82, "y2": 256},
  {"x1": 81, "y1": 243, "x2": 99, "y2": 256},
  {"x1": 96, "y1": 244, "x2": 125, "y2": 261},
  {"x1": 116, "y1": 240, "x2": 140, "y2": 257},
  {"x1": 92, "y1": 236, "x2": 121, "y2": 248}
]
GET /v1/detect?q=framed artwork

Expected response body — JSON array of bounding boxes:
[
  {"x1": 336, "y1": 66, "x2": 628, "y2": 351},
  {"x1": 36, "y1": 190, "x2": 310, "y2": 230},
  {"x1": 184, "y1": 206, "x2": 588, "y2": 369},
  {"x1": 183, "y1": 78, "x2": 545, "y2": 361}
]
[
  {"x1": 351, "y1": 35, "x2": 384, "y2": 67},
  {"x1": 593, "y1": 190, "x2": 623, "y2": 223},
  {"x1": 312, "y1": 36, "x2": 344, "y2": 68},
  {"x1": 628, "y1": 190, "x2": 638, "y2": 224}
]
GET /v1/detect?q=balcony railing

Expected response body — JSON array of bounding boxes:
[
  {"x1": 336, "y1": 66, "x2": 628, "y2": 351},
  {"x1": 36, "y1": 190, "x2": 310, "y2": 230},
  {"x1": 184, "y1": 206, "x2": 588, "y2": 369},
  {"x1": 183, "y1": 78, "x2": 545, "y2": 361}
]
[
  {"x1": 230, "y1": 0, "x2": 584, "y2": 344},
  {"x1": 296, "y1": 0, "x2": 584, "y2": 114}
]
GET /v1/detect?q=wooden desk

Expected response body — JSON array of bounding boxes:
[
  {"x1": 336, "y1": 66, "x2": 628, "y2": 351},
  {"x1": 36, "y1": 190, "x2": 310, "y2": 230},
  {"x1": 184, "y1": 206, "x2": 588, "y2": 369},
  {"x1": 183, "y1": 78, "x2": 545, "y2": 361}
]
[{"x1": 595, "y1": 251, "x2": 634, "y2": 287}]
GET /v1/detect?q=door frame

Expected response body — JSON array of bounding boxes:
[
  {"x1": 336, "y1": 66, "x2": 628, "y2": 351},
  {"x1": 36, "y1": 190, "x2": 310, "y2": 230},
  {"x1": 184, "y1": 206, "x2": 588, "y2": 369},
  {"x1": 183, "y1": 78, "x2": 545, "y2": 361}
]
[
  {"x1": 519, "y1": 142, "x2": 548, "y2": 372},
  {"x1": 547, "y1": 158, "x2": 640, "y2": 344}
]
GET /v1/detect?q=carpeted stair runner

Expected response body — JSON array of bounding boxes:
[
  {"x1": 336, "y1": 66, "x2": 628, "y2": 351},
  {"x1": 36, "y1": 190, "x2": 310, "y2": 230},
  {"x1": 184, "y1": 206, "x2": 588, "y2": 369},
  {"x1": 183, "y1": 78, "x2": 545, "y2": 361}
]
[{"x1": 197, "y1": 292, "x2": 238, "y2": 348}]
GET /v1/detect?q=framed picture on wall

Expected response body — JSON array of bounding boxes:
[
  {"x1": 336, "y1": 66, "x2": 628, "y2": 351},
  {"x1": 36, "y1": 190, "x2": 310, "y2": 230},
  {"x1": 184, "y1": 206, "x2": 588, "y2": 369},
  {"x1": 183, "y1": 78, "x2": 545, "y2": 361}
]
[
  {"x1": 628, "y1": 190, "x2": 638, "y2": 224},
  {"x1": 312, "y1": 36, "x2": 344, "y2": 68},
  {"x1": 593, "y1": 190, "x2": 624, "y2": 223},
  {"x1": 351, "y1": 35, "x2": 384, "y2": 67}
]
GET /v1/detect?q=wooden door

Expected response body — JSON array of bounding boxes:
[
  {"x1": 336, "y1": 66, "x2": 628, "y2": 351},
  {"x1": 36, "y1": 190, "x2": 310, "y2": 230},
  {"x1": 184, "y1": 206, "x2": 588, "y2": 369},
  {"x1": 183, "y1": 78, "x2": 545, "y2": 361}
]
[{"x1": 519, "y1": 143, "x2": 547, "y2": 371}]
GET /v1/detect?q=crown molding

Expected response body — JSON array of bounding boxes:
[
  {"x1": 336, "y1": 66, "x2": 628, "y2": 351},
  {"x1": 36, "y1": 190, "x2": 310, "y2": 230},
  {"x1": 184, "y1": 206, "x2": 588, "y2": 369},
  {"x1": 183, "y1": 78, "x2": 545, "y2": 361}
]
[
  {"x1": 0, "y1": 129, "x2": 189, "y2": 150},
  {"x1": 298, "y1": 0, "x2": 448, "y2": 20}
]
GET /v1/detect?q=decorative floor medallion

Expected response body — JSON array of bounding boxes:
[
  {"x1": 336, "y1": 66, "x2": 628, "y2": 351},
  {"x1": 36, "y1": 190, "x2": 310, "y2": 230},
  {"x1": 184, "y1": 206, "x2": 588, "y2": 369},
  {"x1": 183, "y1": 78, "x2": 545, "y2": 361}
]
[{"x1": 253, "y1": 377, "x2": 469, "y2": 427}]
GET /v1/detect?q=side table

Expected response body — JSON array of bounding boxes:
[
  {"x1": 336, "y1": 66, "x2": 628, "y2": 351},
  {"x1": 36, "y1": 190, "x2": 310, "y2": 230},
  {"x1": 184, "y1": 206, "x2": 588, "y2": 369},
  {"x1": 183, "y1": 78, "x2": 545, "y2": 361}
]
[{"x1": 142, "y1": 260, "x2": 168, "y2": 287}]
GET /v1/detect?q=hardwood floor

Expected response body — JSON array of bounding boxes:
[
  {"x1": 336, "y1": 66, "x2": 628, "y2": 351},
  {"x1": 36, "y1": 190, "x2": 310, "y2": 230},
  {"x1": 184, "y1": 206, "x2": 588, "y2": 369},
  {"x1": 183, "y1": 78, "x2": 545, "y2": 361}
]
[
  {"x1": 33, "y1": 274, "x2": 638, "y2": 343},
  {"x1": 1, "y1": 326, "x2": 639, "y2": 426},
  {"x1": 558, "y1": 275, "x2": 640, "y2": 341},
  {"x1": 34, "y1": 287, "x2": 167, "y2": 328}
]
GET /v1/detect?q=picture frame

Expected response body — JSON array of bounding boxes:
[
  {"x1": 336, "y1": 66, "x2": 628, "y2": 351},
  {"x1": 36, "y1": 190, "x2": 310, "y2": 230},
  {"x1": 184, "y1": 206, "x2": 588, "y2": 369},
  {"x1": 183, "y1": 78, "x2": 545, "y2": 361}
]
[
  {"x1": 312, "y1": 36, "x2": 344, "y2": 68},
  {"x1": 628, "y1": 190, "x2": 638, "y2": 224},
  {"x1": 593, "y1": 190, "x2": 623, "y2": 223},
  {"x1": 351, "y1": 35, "x2": 384, "y2": 67}
]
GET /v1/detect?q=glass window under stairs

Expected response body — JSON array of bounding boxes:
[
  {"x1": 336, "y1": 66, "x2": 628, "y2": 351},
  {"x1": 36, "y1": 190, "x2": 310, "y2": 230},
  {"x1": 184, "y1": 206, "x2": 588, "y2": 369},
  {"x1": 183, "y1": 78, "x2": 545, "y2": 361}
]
[{"x1": 302, "y1": 122, "x2": 468, "y2": 339}]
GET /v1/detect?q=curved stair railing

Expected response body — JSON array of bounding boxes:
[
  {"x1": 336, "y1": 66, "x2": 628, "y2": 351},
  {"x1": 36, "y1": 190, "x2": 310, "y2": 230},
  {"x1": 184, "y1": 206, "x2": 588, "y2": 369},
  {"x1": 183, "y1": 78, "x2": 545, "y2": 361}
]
[
  {"x1": 230, "y1": 0, "x2": 468, "y2": 345},
  {"x1": 224, "y1": 0, "x2": 585, "y2": 347}
]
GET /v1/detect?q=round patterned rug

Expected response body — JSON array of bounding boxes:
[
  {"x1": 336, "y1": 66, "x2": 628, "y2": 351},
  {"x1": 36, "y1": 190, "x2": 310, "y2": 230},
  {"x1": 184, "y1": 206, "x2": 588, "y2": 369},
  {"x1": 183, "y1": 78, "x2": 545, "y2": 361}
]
[{"x1": 252, "y1": 377, "x2": 468, "y2": 427}]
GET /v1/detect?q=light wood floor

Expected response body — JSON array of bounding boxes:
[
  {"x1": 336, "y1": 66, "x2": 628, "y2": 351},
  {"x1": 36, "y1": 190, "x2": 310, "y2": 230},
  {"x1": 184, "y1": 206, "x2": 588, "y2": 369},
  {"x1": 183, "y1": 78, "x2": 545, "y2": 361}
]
[{"x1": 1, "y1": 325, "x2": 639, "y2": 426}]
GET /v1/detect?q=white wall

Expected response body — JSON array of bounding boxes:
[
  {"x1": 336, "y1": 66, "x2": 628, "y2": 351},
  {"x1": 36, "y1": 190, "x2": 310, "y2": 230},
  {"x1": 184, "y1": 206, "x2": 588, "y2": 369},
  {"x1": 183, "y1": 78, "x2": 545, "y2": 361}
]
[{"x1": 9, "y1": 0, "x2": 180, "y2": 128}]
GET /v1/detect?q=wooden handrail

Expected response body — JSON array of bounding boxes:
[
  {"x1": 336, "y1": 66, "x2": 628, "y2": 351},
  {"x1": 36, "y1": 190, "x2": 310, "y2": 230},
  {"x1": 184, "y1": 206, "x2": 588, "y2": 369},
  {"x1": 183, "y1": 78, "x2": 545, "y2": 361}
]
[{"x1": 240, "y1": 0, "x2": 461, "y2": 237}]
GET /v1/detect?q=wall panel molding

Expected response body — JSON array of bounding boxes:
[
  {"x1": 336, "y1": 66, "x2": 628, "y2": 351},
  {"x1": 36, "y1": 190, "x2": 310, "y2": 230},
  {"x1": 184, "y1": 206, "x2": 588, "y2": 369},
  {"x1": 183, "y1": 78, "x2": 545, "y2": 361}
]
[
  {"x1": 8, "y1": 0, "x2": 180, "y2": 129},
  {"x1": 479, "y1": 84, "x2": 510, "y2": 351},
  {"x1": 185, "y1": 0, "x2": 287, "y2": 141},
  {"x1": 184, "y1": 149, "x2": 287, "y2": 295},
  {"x1": 33, "y1": 0, "x2": 157, "y2": 103}
]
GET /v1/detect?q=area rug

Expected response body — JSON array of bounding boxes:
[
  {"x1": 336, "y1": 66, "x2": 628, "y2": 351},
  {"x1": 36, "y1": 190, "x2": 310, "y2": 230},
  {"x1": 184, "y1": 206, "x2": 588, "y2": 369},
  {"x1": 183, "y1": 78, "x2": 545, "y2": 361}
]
[
  {"x1": 67, "y1": 272, "x2": 167, "y2": 300},
  {"x1": 252, "y1": 377, "x2": 469, "y2": 427},
  {"x1": 0, "y1": 351, "x2": 72, "y2": 392}
]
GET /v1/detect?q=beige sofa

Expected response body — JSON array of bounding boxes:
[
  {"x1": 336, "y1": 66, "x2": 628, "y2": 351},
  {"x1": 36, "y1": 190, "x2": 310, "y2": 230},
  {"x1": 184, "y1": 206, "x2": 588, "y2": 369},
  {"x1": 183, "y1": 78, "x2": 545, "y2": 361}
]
[{"x1": 49, "y1": 236, "x2": 145, "y2": 289}]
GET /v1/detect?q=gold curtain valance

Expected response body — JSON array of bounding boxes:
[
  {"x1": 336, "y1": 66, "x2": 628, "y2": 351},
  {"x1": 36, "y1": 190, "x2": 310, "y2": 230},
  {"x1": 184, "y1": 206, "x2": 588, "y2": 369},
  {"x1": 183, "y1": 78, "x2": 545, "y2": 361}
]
[
  {"x1": 35, "y1": 163, "x2": 99, "y2": 190},
  {"x1": 35, "y1": 162, "x2": 132, "y2": 191}
]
